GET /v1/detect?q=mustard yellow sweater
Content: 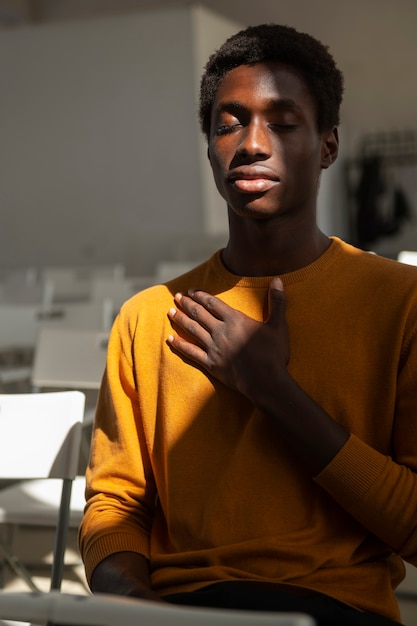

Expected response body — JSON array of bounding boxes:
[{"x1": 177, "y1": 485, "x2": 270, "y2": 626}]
[{"x1": 79, "y1": 237, "x2": 417, "y2": 621}]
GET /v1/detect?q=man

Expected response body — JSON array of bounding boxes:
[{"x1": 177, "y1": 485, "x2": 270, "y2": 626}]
[{"x1": 79, "y1": 24, "x2": 417, "y2": 625}]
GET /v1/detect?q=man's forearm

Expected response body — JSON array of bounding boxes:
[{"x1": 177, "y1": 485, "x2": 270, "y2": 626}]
[{"x1": 254, "y1": 370, "x2": 350, "y2": 476}]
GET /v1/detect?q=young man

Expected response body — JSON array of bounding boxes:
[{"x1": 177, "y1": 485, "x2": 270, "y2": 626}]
[{"x1": 79, "y1": 24, "x2": 417, "y2": 625}]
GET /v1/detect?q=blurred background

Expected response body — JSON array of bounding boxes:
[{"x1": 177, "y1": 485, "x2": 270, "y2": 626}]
[{"x1": 1, "y1": 0, "x2": 417, "y2": 277}]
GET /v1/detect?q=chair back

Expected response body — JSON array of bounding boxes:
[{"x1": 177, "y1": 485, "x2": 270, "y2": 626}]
[
  {"x1": 31, "y1": 327, "x2": 108, "y2": 391},
  {"x1": 90, "y1": 277, "x2": 135, "y2": 309},
  {"x1": 0, "y1": 391, "x2": 84, "y2": 480},
  {"x1": 398, "y1": 250, "x2": 417, "y2": 266},
  {"x1": 0, "y1": 304, "x2": 42, "y2": 349}
]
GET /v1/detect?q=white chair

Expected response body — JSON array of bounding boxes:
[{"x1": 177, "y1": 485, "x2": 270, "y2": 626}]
[
  {"x1": 397, "y1": 250, "x2": 417, "y2": 266},
  {"x1": 0, "y1": 391, "x2": 85, "y2": 592},
  {"x1": 31, "y1": 326, "x2": 108, "y2": 475},
  {"x1": 37, "y1": 299, "x2": 115, "y2": 333},
  {"x1": 0, "y1": 298, "x2": 111, "y2": 393},
  {"x1": 0, "y1": 282, "x2": 54, "y2": 308},
  {"x1": 0, "y1": 591, "x2": 315, "y2": 625},
  {"x1": 90, "y1": 278, "x2": 136, "y2": 311},
  {"x1": 0, "y1": 268, "x2": 38, "y2": 291},
  {"x1": 40, "y1": 268, "x2": 91, "y2": 304},
  {"x1": 40, "y1": 264, "x2": 125, "y2": 305},
  {"x1": 31, "y1": 328, "x2": 108, "y2": 392},
  {"x1": 73, "y1": 264, "x2": 125, "y2": 281},
  {"x1": 0, "y1": 305, "x2": 43, "y2": 351},
  {"x1": 0, "y1": 304, "x2": 43, "y2": 390}
]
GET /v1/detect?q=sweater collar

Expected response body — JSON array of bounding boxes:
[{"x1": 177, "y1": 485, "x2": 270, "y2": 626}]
[{"x1": 210, "y1": 236, "x2": 343, "y2": 289}]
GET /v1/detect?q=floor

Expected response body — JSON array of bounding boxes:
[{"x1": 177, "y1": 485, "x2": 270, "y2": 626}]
[{"x1": 0, "y1": 525, "x2": 88, "y2": 625}]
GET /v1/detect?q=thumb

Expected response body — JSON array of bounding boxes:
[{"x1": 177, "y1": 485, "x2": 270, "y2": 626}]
[{"x1": 265, "y1": 277, "x2": 286, "y2": 326}]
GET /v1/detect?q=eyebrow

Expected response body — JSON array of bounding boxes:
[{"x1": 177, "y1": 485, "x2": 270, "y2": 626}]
[{"x1": 215, "y1": 98, "x2": 301, "y2": 114}]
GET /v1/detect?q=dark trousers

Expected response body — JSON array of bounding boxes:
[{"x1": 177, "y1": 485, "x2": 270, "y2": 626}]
[{"x1": 164, "y1": 581, "x2": 403, "y2": 626}]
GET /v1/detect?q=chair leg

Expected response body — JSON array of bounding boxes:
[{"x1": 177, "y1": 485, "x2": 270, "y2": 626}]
[
  {"x1": 50, "y1": 478, "x2": 72, "y2": 591},
  {"x1": 0, "y1": 478, "x2": 75, "y2": 594},
  {"x1": 0, "y1": 541, "x2": 39, "y2": 591}
]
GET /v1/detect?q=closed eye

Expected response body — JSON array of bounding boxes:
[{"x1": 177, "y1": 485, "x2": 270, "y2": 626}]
[
  {"x1": 216, "y1": 124, "x2": 243, "y2": 136},
  {"x1": 270, "y1": 124, "x2": 298, "y2": 132}
]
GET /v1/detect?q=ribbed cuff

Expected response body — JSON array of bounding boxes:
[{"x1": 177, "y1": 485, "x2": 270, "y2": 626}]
[
  {"x1": 83, "y1": 531, "x2": 150, "y2": 586},
  {"x1": 315, "y1": 433, "x2": 388, "y2": 501}
]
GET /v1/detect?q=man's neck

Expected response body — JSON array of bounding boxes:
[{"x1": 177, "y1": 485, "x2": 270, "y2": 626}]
[{"x1": 222, "y1": 215, "x2": 330, "y2": 277}]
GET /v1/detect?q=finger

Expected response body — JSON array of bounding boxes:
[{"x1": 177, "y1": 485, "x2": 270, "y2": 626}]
[
  {"x1": 167, "y1": 332, "x2": 209, "y2": 369},
  {"x1": 265, "y1": 277, "x2": 286, "y2": 327},
  {"x1": 167, "y1": 306, "x2": 211, "y2": 346},
  {"x1": 174, "y1": 292, "x2": 220, "y2": 331},
  {"x1": 187, "y1": 289, "x2": 229, "y2": 321}
]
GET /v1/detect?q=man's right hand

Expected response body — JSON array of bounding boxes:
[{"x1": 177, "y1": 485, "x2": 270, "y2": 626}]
[{"x1": 90, "y1": 551, "x2": 164, "y2": 602}]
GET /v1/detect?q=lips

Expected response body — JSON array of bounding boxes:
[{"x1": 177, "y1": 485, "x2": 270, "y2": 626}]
[{"x1": 228, "y1": 167, "x2": 279, "y2": 194}]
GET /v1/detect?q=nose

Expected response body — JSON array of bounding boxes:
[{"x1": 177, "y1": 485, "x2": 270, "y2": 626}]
[{"x1": 237, "y1": 118, "x2": 271, "y2": 158}]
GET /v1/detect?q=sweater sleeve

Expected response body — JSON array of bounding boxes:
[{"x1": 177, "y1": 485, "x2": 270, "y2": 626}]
[
  {"x1": 78, "y1": 306, "x2": 156, "y2": 586},
  {"x1": 315, "y1": 323, "x2": 417, "y2": 566},
  {"x1": 315, "y1": 434, "x2": 417, "y2": 564}
]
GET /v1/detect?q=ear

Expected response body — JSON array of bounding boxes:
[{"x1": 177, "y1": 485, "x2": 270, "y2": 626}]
[{"x1": 320, "y1": 127, "x2": 339, "y2": 169}]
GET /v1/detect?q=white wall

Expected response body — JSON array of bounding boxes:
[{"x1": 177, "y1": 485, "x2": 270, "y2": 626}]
[
  {"x1": 2, "y1": 1, "x2": 417, "y2": 272},
  {"x1": 1, "y1": 8, "x2": 204, "y2": 274},
  {"x1": 190, "y1": 6, "x2": 242, "y2": 236}
]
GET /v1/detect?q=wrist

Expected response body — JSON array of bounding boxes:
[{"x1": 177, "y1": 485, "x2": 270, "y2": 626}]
[
  {"x1": 91, "y1": 551, "x2": 162, "y2": 602},
  {"x1": 244, "y1": 366, "x2": 291, "y2": 413}
]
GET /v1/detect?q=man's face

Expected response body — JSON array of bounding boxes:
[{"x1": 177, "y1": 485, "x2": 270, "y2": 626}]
[{"x1": 208, "y1": 61, "x2": 337, "y2": 222}]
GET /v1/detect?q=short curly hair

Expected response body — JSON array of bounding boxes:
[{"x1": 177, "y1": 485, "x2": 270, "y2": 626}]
[{"x1": 199, "y1": 23, "x2": 344, "y2": 140}]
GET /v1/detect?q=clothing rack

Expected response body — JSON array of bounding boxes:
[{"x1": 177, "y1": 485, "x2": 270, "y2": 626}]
[
  {"x1": 355, "y1": 130, "x2": 417, "y2": 164},
  {"x1": 345, "y1": 130, "x2": 417, "y2": 248}
]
